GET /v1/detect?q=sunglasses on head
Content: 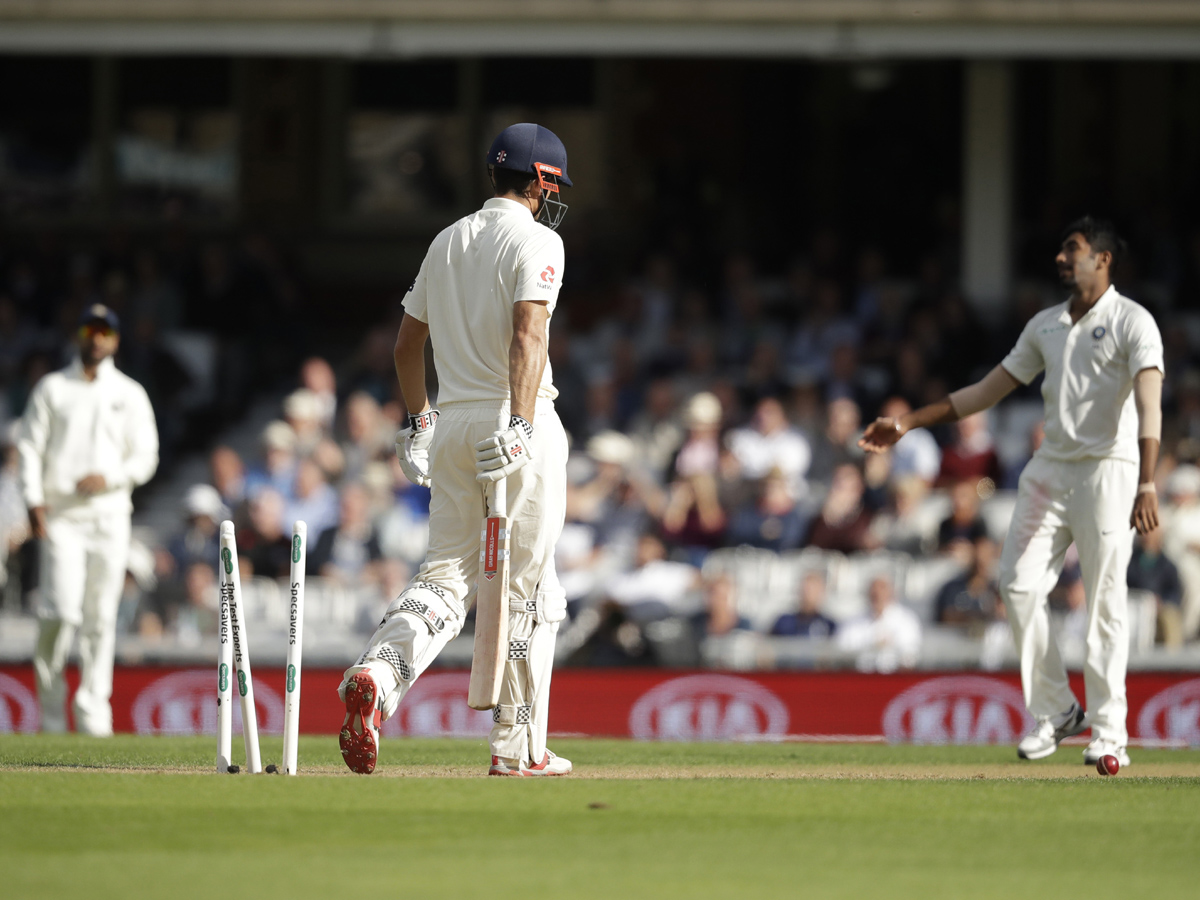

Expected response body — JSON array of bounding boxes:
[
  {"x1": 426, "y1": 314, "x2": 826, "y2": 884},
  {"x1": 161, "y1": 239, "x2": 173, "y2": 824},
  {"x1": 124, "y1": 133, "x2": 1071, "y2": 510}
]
[{"x1": 78, "y1": 322, "x2": 116, "y2": 340}]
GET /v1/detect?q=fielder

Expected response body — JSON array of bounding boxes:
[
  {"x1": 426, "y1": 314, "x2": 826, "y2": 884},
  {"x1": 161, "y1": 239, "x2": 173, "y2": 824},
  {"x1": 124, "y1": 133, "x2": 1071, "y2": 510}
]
[
  {"x1": 860, "y1": 218, "x2": 1162, "y2": 768},
  {"x1": 17, "y1": 304, "x2": 159, "y2": 735},
  {"x1": 338, "y1": 123, "x2": 572, "y2": 776}
]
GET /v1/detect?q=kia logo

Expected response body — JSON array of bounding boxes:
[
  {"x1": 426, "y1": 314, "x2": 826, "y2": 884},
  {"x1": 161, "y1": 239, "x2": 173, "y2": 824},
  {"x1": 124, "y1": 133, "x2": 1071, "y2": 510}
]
[
  {"x1": 131, "y1": 670, "x2": 284, "y2": 736},
  {"x1": 629, "y1": 674, "x2": 789, "y2": 741},
  {"x1": 381, "y1": 673, "x2": 492, "y2": 738},
  {"x1": 882, "y1": 676, "x2": 1033, "y2": 745},
  {"x1": 0, "y1": 672, "x2": 38, "y2": 733},
  {"x1": 1137, "y1": 678, "x2": 1200, "y2": 747}
]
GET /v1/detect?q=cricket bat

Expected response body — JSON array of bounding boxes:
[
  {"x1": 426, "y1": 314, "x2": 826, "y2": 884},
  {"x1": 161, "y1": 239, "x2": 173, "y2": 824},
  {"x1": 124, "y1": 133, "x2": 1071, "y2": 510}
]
[{"x1": 468, "y1": 478, "x2": 509, "y2": 710}]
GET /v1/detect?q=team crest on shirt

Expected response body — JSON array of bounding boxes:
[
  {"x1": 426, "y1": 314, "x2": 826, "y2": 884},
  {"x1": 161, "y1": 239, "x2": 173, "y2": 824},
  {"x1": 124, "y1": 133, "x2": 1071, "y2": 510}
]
[{"x1": 1092, "y1": 326, "x2": 1107, "y2": 340}]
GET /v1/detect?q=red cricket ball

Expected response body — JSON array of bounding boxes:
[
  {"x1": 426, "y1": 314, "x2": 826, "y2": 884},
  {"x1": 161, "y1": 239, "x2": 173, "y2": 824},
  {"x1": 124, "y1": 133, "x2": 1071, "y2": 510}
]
[{"x1": 1096, "y1": 754, "x2": 1120, "y2": 776}]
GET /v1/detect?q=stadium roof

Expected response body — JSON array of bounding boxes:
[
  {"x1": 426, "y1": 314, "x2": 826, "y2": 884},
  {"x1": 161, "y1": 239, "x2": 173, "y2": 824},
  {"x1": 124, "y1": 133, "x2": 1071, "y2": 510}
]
[{"x1": 4, "y1": 1, "x2": 1200, "y2": 57}]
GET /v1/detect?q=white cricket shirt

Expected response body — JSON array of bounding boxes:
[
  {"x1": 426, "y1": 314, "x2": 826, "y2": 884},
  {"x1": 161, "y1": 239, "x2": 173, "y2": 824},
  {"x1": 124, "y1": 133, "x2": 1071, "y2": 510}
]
[
  {"x1": 403, "y1": 198, "x2": 564, "y2": 405},
  {"x1": 17, "y1": 357, "x2": 159, "y2": 518},
  {"x1": 1001, "y1": 286, "x2": 1163, "y2": 464}
]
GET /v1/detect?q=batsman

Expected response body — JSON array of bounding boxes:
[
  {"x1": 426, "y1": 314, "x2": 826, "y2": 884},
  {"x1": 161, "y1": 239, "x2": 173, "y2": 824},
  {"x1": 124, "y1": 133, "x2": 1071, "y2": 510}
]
[{"x1": 338, "y1": 124, "x2": 573, "y2": 776}]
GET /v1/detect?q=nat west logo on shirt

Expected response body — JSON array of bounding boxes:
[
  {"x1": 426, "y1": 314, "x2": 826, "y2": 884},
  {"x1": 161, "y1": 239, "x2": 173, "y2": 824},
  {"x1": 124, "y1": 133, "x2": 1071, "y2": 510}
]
[
  {"x1": 540, "y1": 265, "x2": 555, "y2": 284},
  {"x1": 1039, "y1": 323, "x2": 1069, "y2": 336}
]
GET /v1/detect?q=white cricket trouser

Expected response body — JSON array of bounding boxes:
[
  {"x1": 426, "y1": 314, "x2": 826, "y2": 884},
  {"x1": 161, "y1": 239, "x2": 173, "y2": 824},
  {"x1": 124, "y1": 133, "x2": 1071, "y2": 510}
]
[
  {"x1": 998, "y1": 456, "x2": 1137, "y2": 745},
  {"x1": 345, "y1": 398, "x2": 569, "y2": 761},
  {"x1": 34, "y1": 512, "x2": 131, "y2": 736}
]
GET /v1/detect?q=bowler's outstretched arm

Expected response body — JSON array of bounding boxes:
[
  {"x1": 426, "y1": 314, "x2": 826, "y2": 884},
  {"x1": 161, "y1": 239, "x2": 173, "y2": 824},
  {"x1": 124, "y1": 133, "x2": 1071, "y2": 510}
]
[{"x1": 858, "y1": 364, "x2": 1021, "y2": 453}]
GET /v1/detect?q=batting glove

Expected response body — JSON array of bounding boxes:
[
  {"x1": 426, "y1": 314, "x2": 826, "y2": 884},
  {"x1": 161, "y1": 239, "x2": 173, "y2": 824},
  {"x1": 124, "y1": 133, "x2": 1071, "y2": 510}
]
[
  {"x1": 396, "y1": 408, "x2": 438, "y2": 488},
  {"x1": 475, "y1": 415, "x2": 534, "y2": 482}
]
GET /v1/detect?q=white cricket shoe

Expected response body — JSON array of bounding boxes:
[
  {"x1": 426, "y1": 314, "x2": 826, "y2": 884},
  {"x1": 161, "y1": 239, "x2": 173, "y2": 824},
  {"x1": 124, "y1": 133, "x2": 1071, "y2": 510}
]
[
  {"x1": 488, "y1": 749, "x2": 573, "y2": 777},
  {"x1": 1084, "y1": 739, "x2": 1131, "y2": 768},
  {"x1": 1017, "y1": 703, "x2": 1087, "y2": 760}
]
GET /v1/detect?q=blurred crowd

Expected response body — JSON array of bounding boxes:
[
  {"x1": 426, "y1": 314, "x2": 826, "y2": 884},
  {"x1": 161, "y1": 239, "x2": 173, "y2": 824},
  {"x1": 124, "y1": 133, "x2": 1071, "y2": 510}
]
[
  {"x1": 140, "y1": 359, "x2": 429, "y2": 647},
  {"x1": 5, "y1": 225, "x2": 1200, "y2": 668}
]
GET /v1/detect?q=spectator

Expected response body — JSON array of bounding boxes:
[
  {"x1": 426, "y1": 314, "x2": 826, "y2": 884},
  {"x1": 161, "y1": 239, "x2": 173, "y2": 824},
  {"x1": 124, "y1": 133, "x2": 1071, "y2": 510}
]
[
  {"x1": 376, "y1": 458, "x2": 431, "y2": 567},
  {"x1": 283, "y1": 388, "x2": 325, "y2": 455},
  {"x1": 937, "y1": 411, "x2": 1001, "y2": 488},
  {"x1": 309, "y1": 482, "x2": 384, "y2": 587},
  {"x1": 568, "y1": 431, "x2": 661, "y2": 561},
  {"x1": 660, "y1": 472, "x2": 726, "y2": 560},
  {"x1": 741, "y1": 337, "x2": 788, "y2": 403},
  {"x1": 625, "y1": 378, "x2": 684, "y2": 483},
  {"x1": 938, "y1": 479, "x2": 989, "y2": 557},
  {"x1": 171, "y1": 561, "x2": 219, "y2": 645},
  {"x1": 1127, "y1": 527, "x2": 1185, "y2": 649},
  {"x1": 340, "y1": 391, "x2": 389, "y2": 482},
  {"x1": 244, "y1": 420, "x2": 297, "y2": 500},
  {"x1": 672, "y1": 391, "x2": 723, "y2": 479},
  {"x1": 690, "y1": 573, "x2": 753, "y2": 639},
  {"x1": 286, "y1": 458, "x2": 339, "y2": 536},
  {"x1": 891, "y1": 340, "x2": 929, "y2": 411},
  {"x1": 726, "y1": 395, "x2": 811, "y2": 495},
  {"x1": 299, "y1": 356, "x2": 338, "y2": 431},
  {"x1": 786, "y1": 279, "x2": 858, "y2": 384},
  {"x1": 869, "y1": 475, "x2": 938, "y2": 556},
  {"x1": 877, "y1": 397, "x2": 940, "y2": 483},
  {"x1": 238, "y1": 488, "x2": 292, "y2": 578},
  {"x1": 167, "y1": 485, "x2": 226, "y2": 574},
  {"x1": 605, "y1": 534, "x2": 700, "y2": 622},
  {"x1": 807, "y1": 396, "x2": 863, "y2": 484},
  {"x1": 209, "y1": 445, "x2": 246, "y2": 511},
  {"x1": 726, "y1": 467, "x2": 807, "y2": 552},
  {"x1": 1161, "y1": 464, "x2": 1200, "y2": 641},
  {"x1": 806, "y1": 463, "x2": 877, "y2": 553},
  {"x1": 837, "y1": 576, "x2": 922, "y2": 672},
  {"x1": 934, "y1": 535, "x2": 1003, "y2": 629},
  {"x1": 770, "y1": 570, "x2": 837, "y2": 638},
  {"x1": 309, "y1": 436, "x2": 346, "y2": 484}
]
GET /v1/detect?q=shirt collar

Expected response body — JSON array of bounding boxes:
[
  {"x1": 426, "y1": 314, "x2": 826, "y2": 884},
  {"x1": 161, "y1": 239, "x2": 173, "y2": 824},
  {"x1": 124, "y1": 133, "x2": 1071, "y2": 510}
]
[
  {"x1": 1057, "y1": 284, "x2": 1118, "y2": 325},
  {"x1": 1088, "y1": 284, "x2": 1118, "y2": 315},
  {"x1": 483, "y1": 197, "x2": 534, "y2": 217},
  {"x1": 68, "y1": 356, "x2": 116, "y2": 381}
]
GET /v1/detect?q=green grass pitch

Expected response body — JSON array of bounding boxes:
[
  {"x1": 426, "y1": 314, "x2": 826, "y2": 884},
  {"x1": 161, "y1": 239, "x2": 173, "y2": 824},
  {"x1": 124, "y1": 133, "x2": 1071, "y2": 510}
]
[{"x1": 2, "y1": 735, "x2": 1199, "y2": 899}]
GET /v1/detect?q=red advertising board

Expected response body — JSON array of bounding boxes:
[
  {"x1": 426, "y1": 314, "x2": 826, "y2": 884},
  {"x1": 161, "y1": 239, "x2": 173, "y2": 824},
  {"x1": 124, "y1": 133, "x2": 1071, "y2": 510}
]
[{"x1": 1, "y1": 665, "x2": 1198, "y2": 746}]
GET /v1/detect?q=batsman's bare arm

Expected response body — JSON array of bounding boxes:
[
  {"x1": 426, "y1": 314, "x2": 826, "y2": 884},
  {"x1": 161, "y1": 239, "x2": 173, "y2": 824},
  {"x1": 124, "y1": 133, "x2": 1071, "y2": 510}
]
[
  {"x1": 1131, "y1": 367, "x2": 1163, "y2": 535},
  {"x1": 509, "y1": 300, "x2": 550, "y2": 420},
  {"x1": 394, "y1": 314, "x2": 431, "y2": 415},
  {"x1": 858, "y1": 364, "x2": 1021, "y2": 453}
]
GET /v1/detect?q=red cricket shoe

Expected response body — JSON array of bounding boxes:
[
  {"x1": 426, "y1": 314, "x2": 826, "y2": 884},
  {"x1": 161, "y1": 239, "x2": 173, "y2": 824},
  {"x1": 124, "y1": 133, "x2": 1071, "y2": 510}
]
[{"x1": 340, "y1": 672, "x2": 382, "y2": 774}]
